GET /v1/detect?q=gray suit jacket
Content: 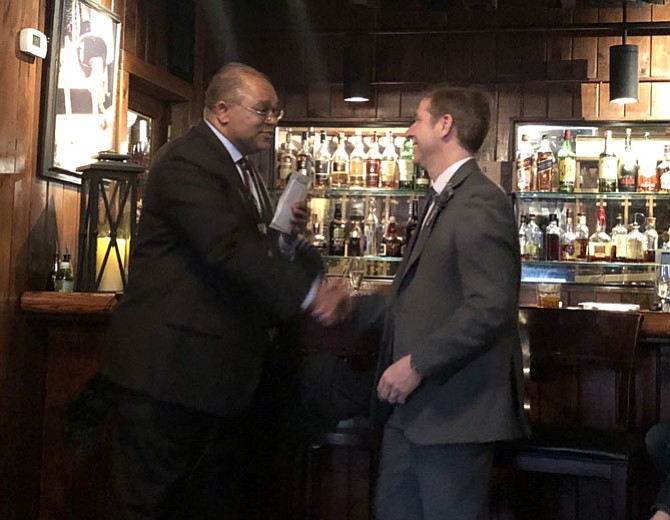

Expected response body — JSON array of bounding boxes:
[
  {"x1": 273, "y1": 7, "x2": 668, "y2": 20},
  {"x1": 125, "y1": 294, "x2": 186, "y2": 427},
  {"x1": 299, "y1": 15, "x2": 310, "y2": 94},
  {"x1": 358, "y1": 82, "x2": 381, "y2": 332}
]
[
  {"x1": 359, "y1": 159, "x2": 527, "y2": 444},
  {"x1": 101, "y1": 121, "x2": 321, "y2": 416}
]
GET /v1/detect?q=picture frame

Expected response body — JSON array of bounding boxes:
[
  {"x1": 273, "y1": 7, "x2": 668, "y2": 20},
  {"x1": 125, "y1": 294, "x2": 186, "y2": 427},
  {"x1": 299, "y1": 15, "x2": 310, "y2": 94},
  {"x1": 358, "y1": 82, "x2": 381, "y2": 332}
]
[{"x1": 39, "y1": 0, "x2": 121, "y2": 185}]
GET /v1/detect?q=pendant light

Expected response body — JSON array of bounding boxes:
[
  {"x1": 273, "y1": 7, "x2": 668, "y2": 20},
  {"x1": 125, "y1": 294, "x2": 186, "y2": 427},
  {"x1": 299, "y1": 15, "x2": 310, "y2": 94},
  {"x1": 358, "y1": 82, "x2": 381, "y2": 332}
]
[
  {"x1": 610, "y1": 0, "x2": 639, "y2": 104},
  {"x1": 343, "y1": 2, "x2": 371, "y2": 103}
]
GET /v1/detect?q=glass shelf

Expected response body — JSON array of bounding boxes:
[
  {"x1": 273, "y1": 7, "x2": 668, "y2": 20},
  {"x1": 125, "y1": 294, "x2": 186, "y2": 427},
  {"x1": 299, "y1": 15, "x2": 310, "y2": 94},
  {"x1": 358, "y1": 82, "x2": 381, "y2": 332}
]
[
  {"x1": 514, "y1": 191, "x2": 670, "y2": 201},
  {"x1": 307, "y1": 188, "x2": 425, "y2": 197},
  {"x1": 522, "y1": 260, "x2": 657, "y2": 286}
]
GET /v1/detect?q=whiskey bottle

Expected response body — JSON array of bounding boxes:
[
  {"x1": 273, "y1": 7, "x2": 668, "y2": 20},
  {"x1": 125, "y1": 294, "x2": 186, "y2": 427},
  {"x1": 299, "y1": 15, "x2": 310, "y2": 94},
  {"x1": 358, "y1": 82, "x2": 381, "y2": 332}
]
[
  {"x1": 658, "y1": 145, "x2": 670, "y2": 193},
  {"x1": 587, "y1": 208, "x2": 612, "y2": 262},
  {"x1": 365, "y1": 131, "x2": 382, "y2": 188},
  {"x1": 598, "y1": 130, "x2": 618, "y2": 192},
  {"x1": 545, "y1": 213, "x2": 562, "y2": 261},
  {"x1": 398, "y1": 138, "x2": 415, "y2": 190},
  {"x1": 535, "y1": 135, "x2": 555, "y2": 192},
  {"x1": 55, "y1": 251, "x2": 74, "y2": 292},
  {"x1": 414, "y1": 166, "x2": 430, "y2": 189},
  {"x1": 611, "y1": 214, "x2": 628, "y2": 261},
  {"x1": 382, "y1": 216, "x2": 403, "y2": 258},
  {"x1": 515, "y1": 134, "x2": 535, "y2": 192},
  {"x1": 561, "y1": 209, "x2": 576, "y2": 261},
  {"x1": 518, "y1": 215, "x2": 528, "y2": 260},
  {"x1": 349, "y1": 131, "x2": 366, "y2": 188},
  {"x1": 314, "y1": 130, "x2": 331, "y2": 189},
  {"x1": 330, "y1": 133, "x2": 349, "y2": 188},
  {"x1": 328, "y1": 201, "x2": 346, "y2": 256},
  {"x1": 638, "y1": 132, "x2": 658, "y2": 193},
  {"x1": 309, "y1": 214, "x2": 328, "y2": 255},
  {"x1": 346, "y1": 216, "x2": 363, "y2": 257},
  {"x1": 557, "y1": 130, "x2": 576, "y2": 192},
  {"x1": 644, "y1": 216, "x2": 659, "y2": 262},
  {"x1": 525, "y1": 214, "x2": 543, "y2": 261},
  {"x1": 46, "y1": 252, "x2": 60, "y2": 291},
  {"x1": 276, "y1": 128, "x2": 297, "y2": 189},
  {"x1": 363, "y1": 199, "x2": 380, "y2": 257},
  {"x1": 380, "y1": 131, "x2": 399, "y2": 189},
  {"x1": 296, "y1": 130, "x2": 313, "y2": 181},
  {"x1": 574, "y1": 213, "x2": 589, "y2": 262},
  {"x1": 626, "y1": 215, "x2": 645, "y2": 263},
  {"x1": 617, "y1": 128, "x2": 638, "y2": 193}
]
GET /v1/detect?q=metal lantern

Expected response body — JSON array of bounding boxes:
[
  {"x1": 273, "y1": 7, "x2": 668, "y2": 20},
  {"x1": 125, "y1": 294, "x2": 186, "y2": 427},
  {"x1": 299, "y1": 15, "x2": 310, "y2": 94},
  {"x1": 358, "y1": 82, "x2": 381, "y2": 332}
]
[{"x1": 76, "y1": 152, "x2": 144, "y2": 292}]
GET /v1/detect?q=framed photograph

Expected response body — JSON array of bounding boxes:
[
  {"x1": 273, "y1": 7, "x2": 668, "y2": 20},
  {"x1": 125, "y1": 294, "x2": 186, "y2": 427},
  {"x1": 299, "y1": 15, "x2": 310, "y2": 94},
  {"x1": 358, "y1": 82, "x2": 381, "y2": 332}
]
[{"x1": 39, "y1": 0, "x2": 121, "y2": 185}]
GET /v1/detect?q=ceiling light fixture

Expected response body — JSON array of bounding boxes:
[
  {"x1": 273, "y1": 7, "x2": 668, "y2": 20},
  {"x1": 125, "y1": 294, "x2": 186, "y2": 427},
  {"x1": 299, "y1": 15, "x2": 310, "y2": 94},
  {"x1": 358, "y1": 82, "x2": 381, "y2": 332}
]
[{"x1": 610, "y1": 0, "x2": 639, "y2": 104}]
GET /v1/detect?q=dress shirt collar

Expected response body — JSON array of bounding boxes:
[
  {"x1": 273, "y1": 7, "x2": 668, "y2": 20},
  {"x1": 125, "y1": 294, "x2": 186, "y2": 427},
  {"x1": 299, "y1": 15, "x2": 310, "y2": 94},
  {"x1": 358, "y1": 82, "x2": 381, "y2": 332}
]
[
  {"x1": 431, "y1": 156, "x2": 473, "y2": 194},
  {"x1": 204, "y1": 119, "x2": 244, "y2": 164}
]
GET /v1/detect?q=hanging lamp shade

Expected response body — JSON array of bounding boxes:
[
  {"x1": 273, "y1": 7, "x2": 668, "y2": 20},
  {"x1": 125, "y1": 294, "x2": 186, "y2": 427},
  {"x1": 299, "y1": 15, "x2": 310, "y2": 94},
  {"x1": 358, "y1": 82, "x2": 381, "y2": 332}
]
[
  {"x1": 610, "y1": 43, "x2": 639, "y2": 104},
  {"x1": 343, "y1": 33, "x2": 371, "y2": 103}
]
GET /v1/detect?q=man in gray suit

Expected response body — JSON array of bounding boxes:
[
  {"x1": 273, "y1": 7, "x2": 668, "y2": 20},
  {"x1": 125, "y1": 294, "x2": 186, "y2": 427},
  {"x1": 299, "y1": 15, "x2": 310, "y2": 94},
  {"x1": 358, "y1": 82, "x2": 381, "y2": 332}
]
[
  {"x1": 352, "y1": 84, "x2": 527, "y2": 520},
  {"x1": 101, "y1": 63, "x2": 347, "y2": 519}
]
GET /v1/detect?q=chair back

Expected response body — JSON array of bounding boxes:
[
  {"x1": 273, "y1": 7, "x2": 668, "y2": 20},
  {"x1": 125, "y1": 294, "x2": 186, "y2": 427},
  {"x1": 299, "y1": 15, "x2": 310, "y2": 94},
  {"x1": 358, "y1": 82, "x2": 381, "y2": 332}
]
[{"x1": 519, "y1": 308, "x2": 644, "y2": 432}]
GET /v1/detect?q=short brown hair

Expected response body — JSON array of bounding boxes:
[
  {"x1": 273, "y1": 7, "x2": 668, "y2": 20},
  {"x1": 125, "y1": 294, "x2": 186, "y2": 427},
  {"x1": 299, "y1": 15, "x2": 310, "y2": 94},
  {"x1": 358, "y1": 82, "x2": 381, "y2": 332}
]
[
  {"x1": 423, "y1": 84, "x2": 491, "y2": 154},
  {"x1": 204, "y1": 62, "x2": 272, "y2": 109}
]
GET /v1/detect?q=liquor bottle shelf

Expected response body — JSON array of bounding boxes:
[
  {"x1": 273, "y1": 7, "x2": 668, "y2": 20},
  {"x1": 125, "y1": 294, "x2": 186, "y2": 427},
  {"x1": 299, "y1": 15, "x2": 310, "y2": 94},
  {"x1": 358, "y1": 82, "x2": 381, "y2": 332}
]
[
  {"x1": 306, "y1": 187, "x2": 427, "y2": 198},
  {"x1": 514, "y1": 191, "x2": 670, "y2": 201}
]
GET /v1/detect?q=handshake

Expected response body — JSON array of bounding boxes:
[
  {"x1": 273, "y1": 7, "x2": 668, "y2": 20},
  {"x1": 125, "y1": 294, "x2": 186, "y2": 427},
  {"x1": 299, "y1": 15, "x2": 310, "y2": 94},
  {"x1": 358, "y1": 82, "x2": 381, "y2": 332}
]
[{"x1": 309, "y1": 278, "x2": 356, "y2": 326}]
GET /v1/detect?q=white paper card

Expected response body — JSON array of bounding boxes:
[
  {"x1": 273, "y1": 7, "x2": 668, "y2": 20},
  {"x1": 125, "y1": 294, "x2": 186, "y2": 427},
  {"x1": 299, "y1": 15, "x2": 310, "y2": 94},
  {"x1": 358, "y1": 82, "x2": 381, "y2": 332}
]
[{"x1": 270, "y1": 173, "x2": 311, "y2": 234}]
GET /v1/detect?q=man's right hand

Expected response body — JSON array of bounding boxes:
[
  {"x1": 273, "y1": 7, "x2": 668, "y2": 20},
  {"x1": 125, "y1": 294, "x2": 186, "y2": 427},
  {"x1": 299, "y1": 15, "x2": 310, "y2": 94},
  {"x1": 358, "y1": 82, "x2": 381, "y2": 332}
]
[{"x1": 310, "y1": 278, "x2": 354, "y2": 326}]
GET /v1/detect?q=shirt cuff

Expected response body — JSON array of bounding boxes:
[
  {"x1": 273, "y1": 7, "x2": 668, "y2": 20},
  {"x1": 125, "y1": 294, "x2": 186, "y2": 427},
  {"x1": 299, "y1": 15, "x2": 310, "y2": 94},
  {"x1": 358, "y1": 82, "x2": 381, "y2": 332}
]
[{"x1": 300, "y1": 277, "x2": 322, "y2": 311}]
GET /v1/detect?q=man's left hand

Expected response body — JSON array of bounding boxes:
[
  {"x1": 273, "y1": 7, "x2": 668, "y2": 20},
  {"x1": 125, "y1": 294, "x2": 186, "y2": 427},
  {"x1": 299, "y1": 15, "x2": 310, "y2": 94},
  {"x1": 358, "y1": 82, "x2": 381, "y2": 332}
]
[
  {"x1": 377, "y1": 355, "x2": 422, "y2": 405},
  {"x1": 290, "y1": 201, "x2": 310, "y2": 236}
]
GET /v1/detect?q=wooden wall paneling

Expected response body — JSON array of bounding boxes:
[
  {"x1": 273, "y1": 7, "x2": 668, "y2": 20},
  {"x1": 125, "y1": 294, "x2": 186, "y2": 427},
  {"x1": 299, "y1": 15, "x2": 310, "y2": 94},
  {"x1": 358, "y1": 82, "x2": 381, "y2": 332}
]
[
  {"x1": 548, "y1": 80, "x2": 578, "y2": 119},
  {"x1": 650, "y1": 35, "x2": 670, "y2": 78},
  {"x1": 444, "y1": 34, "x2": 474, "y2": 83},
  {"x1": 479, "y1": 86, "x2": 498, "y2": 163},
  {"x1": 306, "y1": 83, "x2": 332, "y2": 119},
  {"x1": 330, "y1": 86, "x2": 359, "y2": 118},
  {"x1": 573, "y1": 37, "x2": 599, "y2": 80},
  {"x1": 117, "y1": 71, "x2": 130, "y2": 154},
  {"x1": 521, "y1": 83, "x2": 549, "y2": 119},
  {"x1": 319, "y1": 33, "x2": 344, "y2": 85},
  {"x1": 496, "y1": 33, "x2": 547, "y2": 81},
  {"x1": 399, "y1": 87, "x2": 425, "y2": 119},
  {"x1": 599, "y1": 82, "x2": 625, "y2": 120},
  {"x1": 496, "y1": 85, "x2": 522, "y2": 164},
  {"x1": 469, "y1": 33, "x2": 497, "y2": 84},
  {"x1": 651, "y1": 82, "x2": 670, "y2": 118},
  {"x1": 144, "y1": 0, "x2": 159, "y2": 67},
  {"x1": 596, "y1": 35, "x2": 620, "y2": 82},
  {"x1": 284, "y1": 85, "x2": 309, "y2": 120},
  {"x1": 123, "y1": 0, "x2": 138, "y2": 56},
  {"x1": 375, "y1": 34, "x2": 422, "y2": 84},
  {"x1": 134, "y1": 0, "x2": 147, "y2": 62},
  {"x1": 579, "y1": 82, "x2": 598, "y2": 119},
  {"x1": 624, "y1": 81, "x2": 651, "y2": 121},
  {"x1": 375, "y1": 87, "x2": 402, "y2": 120},
  {"x1": 653, "y1": 3, "x2": 670, "y2": 22},
  {"x1": 421, "y1": 33, "x2": 448, "y2": 84},
  {"x1": 268, "y1": 37, "x2": 305, "y2": 87},
  {"x1": 635, "y1": 35, "x2": 652, "y2": 79}
]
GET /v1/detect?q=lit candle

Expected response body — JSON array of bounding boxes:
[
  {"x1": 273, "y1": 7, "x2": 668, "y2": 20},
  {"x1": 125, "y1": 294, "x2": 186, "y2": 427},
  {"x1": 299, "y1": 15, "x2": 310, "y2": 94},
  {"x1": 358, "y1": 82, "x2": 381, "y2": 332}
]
[{"x1": 95, "y1": 237, "x2": 128, "y2": 292}]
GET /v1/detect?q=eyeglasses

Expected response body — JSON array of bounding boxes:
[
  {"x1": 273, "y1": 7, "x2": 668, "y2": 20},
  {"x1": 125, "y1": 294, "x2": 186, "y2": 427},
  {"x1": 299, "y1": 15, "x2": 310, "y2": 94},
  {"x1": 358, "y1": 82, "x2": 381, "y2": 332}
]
[{"x1": 224, "y1": 101, "x2": 284, "y2": 122}]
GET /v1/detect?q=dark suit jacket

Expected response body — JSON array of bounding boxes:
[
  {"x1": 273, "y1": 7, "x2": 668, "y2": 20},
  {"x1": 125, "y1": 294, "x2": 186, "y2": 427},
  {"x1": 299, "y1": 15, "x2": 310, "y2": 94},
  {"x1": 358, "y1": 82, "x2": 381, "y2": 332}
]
[
  {"x1": 359, "y1": 159, "x2": 528, "y2": 444},
  {"x1": 101, "y1": 120, "x2": 321, "y2": 416}
]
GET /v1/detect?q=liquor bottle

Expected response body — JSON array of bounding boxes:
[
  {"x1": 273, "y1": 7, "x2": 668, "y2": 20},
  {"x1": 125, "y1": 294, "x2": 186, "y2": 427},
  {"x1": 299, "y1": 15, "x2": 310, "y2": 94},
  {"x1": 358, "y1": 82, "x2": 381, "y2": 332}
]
[
  {"x1": 363, "y1": 198, "x2": 379, "y2": 256},
  {"x1": 574, "y1": 213, "x2": 589, "y2": 262},
  {"x1": 557, "y1": 130, "x2": 576, "y2": 192},
  {"x1": 626, "y1": 215, "x2": 645, "y2": 262},
  {"x1": 617, "y1": 128, "x2": 638, "y2": 193},
  {"x1": 657, "y1": 145, "x2": 670, "y2": 193},
  {"x1": 535, "y1": 135, "x2": 555, "y2": 192},
  {"x1": 55, "y1": 251, "x2": 74, "y2": 292},
  {"x1": 313, "y1": 130, "x2": 331, "y2": 189},
  {"x1": 515, "y1": 134, "x2": 535, "y2": 192},
  {"x1": 346, "y1": 216, "x2": 363, "y2": 257},
  {"x1": 398, "y1": 138, "x2": 415, "y2": 189},
  {"x1": 309, "y1": 214, "x2": 328, "y2": 255},
  {"x1": 561, "y1": 209, "x2": 577, "y2": 261},
  {"x1": 414, "y1": 166, "x2": 430, "y2": 189},
  {"x1": 611, "y1": 214, "x2": 628, "y2": 262},
  {"x1": 349, "y1": 131, "x2": 366, "y2": 188},
  {"x1": 382, "y1": 216, "x2": 403, "y2": 257},
  {"x1": 587, "y1": 208, "x2": 612, "y2": 262},
  {"x1": 330, "y1": 133, "x2": 349, "y2": 188},
  {"x1": 638, "y1": 132, "x2": 658, "y2": 192},
  {"x1": 328, "y1": 201, "x2": 346, "y2": 256},
  {"x1": 525, "y1": 214, "x2": 543, "y2": 261},
  {"x1": 644, "y1": 216, "x2": 659, "y2": 262},
  {"x1": 296, "y1": 130, "x2": 313, "y2": 181},
  {"x1": 403, "y1": 199, "x2": 419, "y2": 254},
  {"x1": 518, "y1": 214, "x2": 528, "y2": 260},
  {"x1": 46, "y1": 252, "x2": 60, "y2": 291},
  {"x1": 545, "y1": 213, "x2": 562, "y2": 261},
  {"x1": 365, "y1": 131, "x2": 382, "y2": 188},
  {"x1": 380, "y1": 131, "x2": 399, "y2": 189},
  {"x1": 598, "y1": 129, "x2": 618, "y2": 192},
  {"x1": 276, "y1": 128, "x2": 298, "y2": 189}
]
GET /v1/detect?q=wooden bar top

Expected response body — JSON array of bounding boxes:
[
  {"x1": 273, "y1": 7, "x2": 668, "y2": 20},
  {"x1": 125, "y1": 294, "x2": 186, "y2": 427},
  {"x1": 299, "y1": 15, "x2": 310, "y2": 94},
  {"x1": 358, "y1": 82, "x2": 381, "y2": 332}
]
[{"x1": 19, "y1": 291, "x2": 670, "y2": 339}]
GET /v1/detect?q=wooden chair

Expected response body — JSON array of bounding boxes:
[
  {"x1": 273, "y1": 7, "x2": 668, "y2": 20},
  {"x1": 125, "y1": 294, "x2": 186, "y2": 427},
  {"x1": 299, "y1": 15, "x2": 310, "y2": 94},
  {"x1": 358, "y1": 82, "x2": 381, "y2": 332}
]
[{"x1": 495, "y1": 307, "x2": 647, "y2": 520}]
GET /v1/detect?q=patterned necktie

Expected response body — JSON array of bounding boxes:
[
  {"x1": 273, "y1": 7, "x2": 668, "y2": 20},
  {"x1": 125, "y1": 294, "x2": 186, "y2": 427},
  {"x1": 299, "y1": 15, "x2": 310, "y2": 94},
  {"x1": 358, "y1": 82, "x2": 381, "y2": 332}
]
[{"x1": 237, "y1": 157, "x2": 270, "y2": 221}]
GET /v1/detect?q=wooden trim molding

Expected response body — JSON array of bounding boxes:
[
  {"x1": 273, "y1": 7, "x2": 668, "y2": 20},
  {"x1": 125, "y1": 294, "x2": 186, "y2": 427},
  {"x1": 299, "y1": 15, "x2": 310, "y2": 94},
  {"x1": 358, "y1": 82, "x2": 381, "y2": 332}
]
[
  {"x1": 122, "y1": 51, "x2": 194, "y2": 102},
  {"x1": 20, "y1": 292, "x2": 119, "y2": 315}
]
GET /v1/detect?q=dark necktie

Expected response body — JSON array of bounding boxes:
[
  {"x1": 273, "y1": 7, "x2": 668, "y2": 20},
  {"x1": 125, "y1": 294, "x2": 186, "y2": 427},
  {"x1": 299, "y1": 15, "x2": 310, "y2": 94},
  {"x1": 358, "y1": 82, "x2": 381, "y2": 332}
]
[
  {"x1": 237, "y1": 157, "x2": 271, "y2": 222},
  {"x1": 418, "y1": 187, "x2": 437, "y2": 227}
]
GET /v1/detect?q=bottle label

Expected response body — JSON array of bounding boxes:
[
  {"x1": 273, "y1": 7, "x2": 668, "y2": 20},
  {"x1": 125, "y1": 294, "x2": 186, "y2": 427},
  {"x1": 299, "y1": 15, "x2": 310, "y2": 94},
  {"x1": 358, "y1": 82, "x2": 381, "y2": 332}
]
[
  {"x1": 398, "y1": 159, "x2": 414, "y2": 183},
  {"x1": 559, "y1": 158, "x2": 576, "y2": 184}
]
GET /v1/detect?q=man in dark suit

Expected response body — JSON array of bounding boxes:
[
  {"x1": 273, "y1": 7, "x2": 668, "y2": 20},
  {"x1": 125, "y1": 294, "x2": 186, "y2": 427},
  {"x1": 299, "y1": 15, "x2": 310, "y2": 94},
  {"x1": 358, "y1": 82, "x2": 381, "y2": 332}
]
[
  {"x1": 350, "y1": 85, "x2": 527, "y2": 520},
  {"x1": 101, "y1": 62, "x2": 346, "y2": 520}
]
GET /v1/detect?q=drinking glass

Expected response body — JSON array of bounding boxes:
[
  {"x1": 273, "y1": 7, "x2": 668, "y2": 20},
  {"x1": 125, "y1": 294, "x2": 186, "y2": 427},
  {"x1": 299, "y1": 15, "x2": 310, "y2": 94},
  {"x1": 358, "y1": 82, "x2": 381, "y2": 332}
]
[
  {"x1": 656, "y1": 265, "x2": 670, "y2": 312},
  {"x1": 347, "y1": 257, "x2": 366, "y2": 293}
]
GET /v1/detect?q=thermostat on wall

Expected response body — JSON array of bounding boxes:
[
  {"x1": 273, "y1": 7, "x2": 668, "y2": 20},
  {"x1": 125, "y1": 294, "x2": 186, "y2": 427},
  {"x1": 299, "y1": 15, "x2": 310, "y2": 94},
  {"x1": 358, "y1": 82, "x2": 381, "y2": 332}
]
[{"x1": 19, "y1": 28, "x2": 48, "y2": 59}]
